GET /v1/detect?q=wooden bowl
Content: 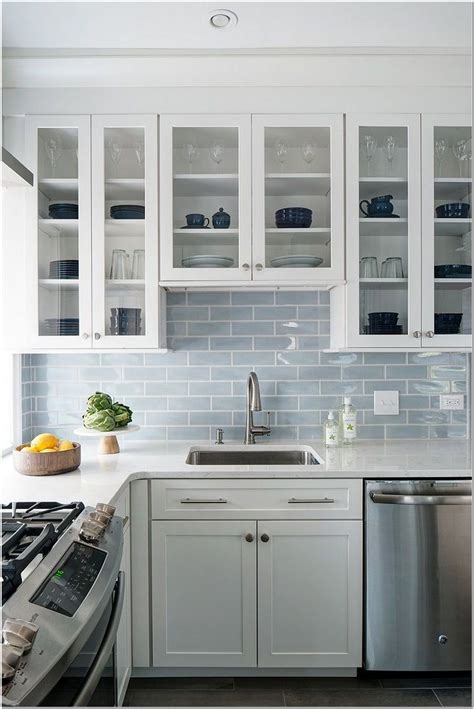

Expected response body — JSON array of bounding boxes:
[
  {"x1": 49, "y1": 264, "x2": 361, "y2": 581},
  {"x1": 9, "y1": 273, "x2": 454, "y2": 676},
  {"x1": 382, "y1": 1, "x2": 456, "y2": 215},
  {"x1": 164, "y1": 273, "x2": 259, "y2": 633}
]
[{"x1": 13, "y1": 443, "x2": 81, "y2": 476}]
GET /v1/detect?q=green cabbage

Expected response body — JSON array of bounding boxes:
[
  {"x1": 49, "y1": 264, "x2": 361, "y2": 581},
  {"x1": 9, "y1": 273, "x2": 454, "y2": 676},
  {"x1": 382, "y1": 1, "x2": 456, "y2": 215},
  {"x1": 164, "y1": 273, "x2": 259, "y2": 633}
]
[
  {"x1": 112, "y1": 402, "x2": 133, "y2": 428},
  {"x1": 86, "y1": 392, "x2": 113, "y2": 413},
  {"x1": 83, "y1": 408, "x2": 116, "y2": 432}
]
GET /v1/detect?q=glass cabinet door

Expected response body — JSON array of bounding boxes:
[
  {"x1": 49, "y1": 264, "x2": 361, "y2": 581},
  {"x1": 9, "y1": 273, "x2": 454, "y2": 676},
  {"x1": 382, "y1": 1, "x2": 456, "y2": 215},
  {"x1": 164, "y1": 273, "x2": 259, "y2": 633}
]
[
  {"x1": 159, "y1": 114, "x2": 252, "y2": 283},
  {"x1": 92, "y1": 115, "x2": 158, "y2": 347},
  {"x1": 26, "y1": 115, "x2": 92, "y2": 347},
  {"x1": 252, "y1": 114, "x2": 344, "y2": 283},
  {"x1": 422, "y1": 115, "x2": 472, "y2": 349},
  {"x1": 346, "y1": 114, "x2": 421, "y2": 347}
]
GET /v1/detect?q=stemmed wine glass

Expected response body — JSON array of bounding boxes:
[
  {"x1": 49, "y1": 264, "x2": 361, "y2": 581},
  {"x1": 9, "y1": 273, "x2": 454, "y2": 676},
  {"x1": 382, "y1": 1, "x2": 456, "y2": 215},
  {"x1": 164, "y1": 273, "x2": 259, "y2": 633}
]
[
  {"x1": 134, "y1": 142, "x2": 145, "y2": 166},
  {"x1": 274, "y1": 138, "x2": 288, "y2": 172},
  {"x1": 209, "y1": 141, "x2": 225, "y2": 171},
  {"x1": 301, "y1": 142, "x2": 317, "y2": 167},
  {"x1": 109, "y1": 141, "x2": 122, "y2": 176},
  {"x1": 363, "y1": 135, "x2": 377, "y2": 176},
  {"x1": 453, "y1": 139, "x2": 469, "y2": 178},
  {"x1": 46, "y1": 138, "x2": 62, "y2": 177},
  {"x1": 183, "y1": 143, "x2": 199, "y2": 173},
  {"x1": 383, "y1": 136, "x2": 397, "y2": 174},
  {"x1": 434, "y1": 138, "x2": 448, "y2": 177}
]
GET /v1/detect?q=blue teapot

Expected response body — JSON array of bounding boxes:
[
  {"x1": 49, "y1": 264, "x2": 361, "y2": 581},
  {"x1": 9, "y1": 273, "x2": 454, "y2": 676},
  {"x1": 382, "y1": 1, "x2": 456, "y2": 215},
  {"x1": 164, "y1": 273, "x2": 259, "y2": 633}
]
[
  {"x1": 212, "y1": 207, "x2": 231, "y2": 229},
  {"x1": 359, "y1": 194, "x2": 394, "y2": 217}
]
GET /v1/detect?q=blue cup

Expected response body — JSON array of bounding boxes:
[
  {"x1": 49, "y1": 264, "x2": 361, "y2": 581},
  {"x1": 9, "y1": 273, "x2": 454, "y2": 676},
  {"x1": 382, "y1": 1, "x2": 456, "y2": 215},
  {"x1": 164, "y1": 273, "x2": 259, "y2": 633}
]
[{"x1": 186, "y1": 213, "x2": 209, "y2": 227}]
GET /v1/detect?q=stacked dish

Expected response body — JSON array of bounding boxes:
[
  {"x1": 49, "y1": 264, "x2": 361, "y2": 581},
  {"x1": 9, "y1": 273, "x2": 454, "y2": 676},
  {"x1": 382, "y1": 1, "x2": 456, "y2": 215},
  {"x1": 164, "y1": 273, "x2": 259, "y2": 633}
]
[
  {"x1": 49, "y1": 260, "x2": 79, "y2": 279},
  {"x1": 110, "y1": 307, "x2": 142, "y2": 336},
  {"x1": 434, "y1": 264, "x2": 472, "y2": 278},
  {"x1": 365, "y1": 312, "x2": 401, "y2": 335},
  {"x1": 275, "y1": 207, "x2": 312, "y2": 228},
  {"x1": 435, "y1": 203, "x2": 470, "y2": 219},
  {"x1": 182, "y1": 256, "x2": 234, "y2": 268},
  {"x1": 49, "y1": 203, "x2": 78, "y2": 219},
  {"x1": 270, "y1": 255, "x2": 323, "y2": 268},
  {"x1": 434, "y1": 313, "x2": 462, "y2": 335},
  {"x1": 110, "y1": 205, "x2": 145, "y2": 220},
  {"x1": 41, "y1": 318, "x2": 79, "y2": 336}
]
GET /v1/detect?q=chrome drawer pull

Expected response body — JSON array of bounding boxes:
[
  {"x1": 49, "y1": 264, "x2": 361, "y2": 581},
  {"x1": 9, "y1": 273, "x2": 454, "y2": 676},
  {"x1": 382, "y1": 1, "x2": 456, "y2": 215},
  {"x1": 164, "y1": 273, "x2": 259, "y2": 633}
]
[
  {"x1": 288, "y1": 497, "x2": 335, "y2": 504},
  {"x1": 370, "y1": 493, "x2": 471, "y2": 506},
  {"x1": 180, "y1": 498, "x2": 228, "y2": 504}
]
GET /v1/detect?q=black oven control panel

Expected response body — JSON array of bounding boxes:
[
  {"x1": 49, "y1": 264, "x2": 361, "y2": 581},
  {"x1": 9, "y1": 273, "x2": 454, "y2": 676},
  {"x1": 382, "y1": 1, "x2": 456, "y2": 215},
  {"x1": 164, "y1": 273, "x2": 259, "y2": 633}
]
[{"x1": 30, "y1": 542, "x2": 106, "y2": 617}]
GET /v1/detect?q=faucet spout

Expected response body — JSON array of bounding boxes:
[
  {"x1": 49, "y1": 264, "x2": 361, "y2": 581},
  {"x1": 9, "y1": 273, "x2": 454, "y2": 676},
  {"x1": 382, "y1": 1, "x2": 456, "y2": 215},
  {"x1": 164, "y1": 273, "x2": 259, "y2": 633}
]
[{"x1": 244, "y1": 371, "x2": 271, "y2": 444}]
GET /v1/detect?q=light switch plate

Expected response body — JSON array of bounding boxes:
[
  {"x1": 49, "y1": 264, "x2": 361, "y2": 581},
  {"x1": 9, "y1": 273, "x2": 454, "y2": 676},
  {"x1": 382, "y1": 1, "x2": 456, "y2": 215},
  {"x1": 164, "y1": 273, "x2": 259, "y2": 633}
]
[
  {"x1": 374, "y1": 390, "x2": 399, "y2": 416},
  {"x1": 440, "y1": 394, "x2": 464, "y2": 410}
]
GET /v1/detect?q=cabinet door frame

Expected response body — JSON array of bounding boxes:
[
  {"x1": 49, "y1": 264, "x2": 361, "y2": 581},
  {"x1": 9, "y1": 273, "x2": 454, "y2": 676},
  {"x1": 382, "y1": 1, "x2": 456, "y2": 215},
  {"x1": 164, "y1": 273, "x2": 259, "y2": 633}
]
[
  {"x1": 26, "y1": 115, "x2": 92, "y2": 349},
  {"x1": 252, "y1": 113, "x2": 345, "y2": 285},
  {"x1": 257, "y1": 520, "x2": 362, "y2": 668},
  {"x1": 421, "y1": 113, "x2": 472, "y2": 349},
  {"x1": 152, "y1": 520, "x2": 257, "y2": 667},
  {"x1": 91, "y1": 114, "x2": 159, "y2": 348},
  {"x1": 345, "y1": 113, "x2": 422, "y2": 348},
  {"x1": 159, "y1": 113, "x2": 252, "y2": 284},
  {"x1": 115, "y1": 520, "x2": 131, "y2": 706}
]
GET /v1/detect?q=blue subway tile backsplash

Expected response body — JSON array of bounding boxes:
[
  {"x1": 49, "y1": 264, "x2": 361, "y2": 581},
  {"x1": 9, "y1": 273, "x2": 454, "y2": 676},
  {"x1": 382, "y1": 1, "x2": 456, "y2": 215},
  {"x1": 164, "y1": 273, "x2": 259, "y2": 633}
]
[{"x1": 20, "y1": 291, "x2": 470, "y2": 442}]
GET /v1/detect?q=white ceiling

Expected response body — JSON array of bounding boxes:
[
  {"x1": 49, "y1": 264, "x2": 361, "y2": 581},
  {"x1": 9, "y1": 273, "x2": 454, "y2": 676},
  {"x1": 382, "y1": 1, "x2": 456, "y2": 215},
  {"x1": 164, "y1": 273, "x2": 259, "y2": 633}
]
[{"x1": 2, "y1": 1, "x2": 471, "y2": 52}]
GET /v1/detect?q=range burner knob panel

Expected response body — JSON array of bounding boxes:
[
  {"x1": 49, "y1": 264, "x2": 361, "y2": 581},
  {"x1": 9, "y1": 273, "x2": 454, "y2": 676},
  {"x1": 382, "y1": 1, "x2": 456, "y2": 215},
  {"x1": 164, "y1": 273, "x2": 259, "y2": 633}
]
[
  {"x1": 95, "y1": 502, "x2": 116, "y2": 519},
  {"x1": 3, "y1": 619, "x2": 39, "y2": 653},
  {"x1": 79, "y1": 520, "x2": 103, "y2": 543},
  {"x1": 1, "y1": 645, "x2": 23, "y2": 682}
]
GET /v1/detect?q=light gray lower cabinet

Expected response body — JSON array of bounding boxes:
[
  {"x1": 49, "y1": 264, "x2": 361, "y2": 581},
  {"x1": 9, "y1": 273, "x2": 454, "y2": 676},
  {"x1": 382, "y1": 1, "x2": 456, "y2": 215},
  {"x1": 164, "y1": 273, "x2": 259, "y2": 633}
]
[
  {"x1": 151, "y1": 517, "x2": 362, "y2": 669},
  {"x1": 115, "y1": 515, "x2": 132, "y2": 705}
]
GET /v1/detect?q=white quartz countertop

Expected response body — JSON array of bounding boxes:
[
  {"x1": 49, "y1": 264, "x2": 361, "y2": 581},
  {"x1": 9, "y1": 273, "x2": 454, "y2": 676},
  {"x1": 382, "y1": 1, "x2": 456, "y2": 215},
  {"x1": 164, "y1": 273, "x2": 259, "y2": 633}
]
[{"x1": 1, "y1": 439, "x2": 471, "y2": 508}]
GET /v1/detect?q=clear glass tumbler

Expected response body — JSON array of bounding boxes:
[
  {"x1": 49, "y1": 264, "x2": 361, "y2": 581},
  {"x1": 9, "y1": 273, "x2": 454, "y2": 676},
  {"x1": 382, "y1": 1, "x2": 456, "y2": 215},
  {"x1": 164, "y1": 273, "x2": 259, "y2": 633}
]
[
  {"x1": 360, "y1": 256, "x2": 379, "y2": 278},
  {"x1": 131, "y1": 249, "x2": 145, "y2": 279},
  {"x1": 381, "y1": 257, "x2": 404, "y2": 278},
  {"x1": 110, "y1": 249, "x2": 129, "y2": 279}
]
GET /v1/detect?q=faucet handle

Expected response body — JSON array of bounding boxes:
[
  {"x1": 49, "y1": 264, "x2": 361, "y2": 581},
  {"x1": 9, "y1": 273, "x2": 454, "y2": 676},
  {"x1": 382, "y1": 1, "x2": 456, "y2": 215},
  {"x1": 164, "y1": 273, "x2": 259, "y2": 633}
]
[
  {"x1": 215, "y1": 428, "x2": 224, "y2": 445},
  {"x1": 266, "y1": 411, "x2": 272, "y2": 429}
]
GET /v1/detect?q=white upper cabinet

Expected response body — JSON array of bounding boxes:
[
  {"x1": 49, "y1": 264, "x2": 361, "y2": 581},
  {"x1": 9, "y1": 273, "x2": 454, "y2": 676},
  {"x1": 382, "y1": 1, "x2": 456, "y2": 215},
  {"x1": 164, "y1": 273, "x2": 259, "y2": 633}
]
[
  {"x1": 252, "y1": 114, "x2": 344, "y2": 284},
  {"x1": 337, "y1": 113, "x2": 422, "y2": 348},
  {"x1": 26, "y1": 115, "x2": 92, "y2": 348},
  {"x1": 92, "y1": 115, "x2": 160, "y2": 347},
  {"x1": 421, "y1": 114, "x2": 472, "y2": 348},
  {"x1": 159, "y1": 114, "x2": 252, "y2": 284}
]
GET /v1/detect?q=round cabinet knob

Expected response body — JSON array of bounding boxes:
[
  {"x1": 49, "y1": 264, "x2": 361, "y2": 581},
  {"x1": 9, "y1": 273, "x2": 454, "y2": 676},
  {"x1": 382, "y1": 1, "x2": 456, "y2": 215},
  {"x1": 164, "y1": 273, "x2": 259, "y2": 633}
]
[
  {"x1": 438, "y1": 634, "x2": 448, "y2": 645},
  {"x1": 245, "y1": 533, "x2": 254, "y2": 543},
  {"x1": 94, "y1": 332, "x2": 101, "y2": 340},
  {"x1": 81, "y1": 333, "x2": 89, "y2": 340},
  {"x1": 255, "y1": 263, "x2": 263, "y2": 271},
  {"x1": 425, "y1": 330, "x2": 435, "y2": 338},
  {"x1": 413, "y1": 331, "x2": 422, "y2": 338},
  {"x1": 260, "y1": 533, "x2": 270, "y2": 543},
  {"x1": 241, "y1": 263, "x2": 250, "y2": 271}
]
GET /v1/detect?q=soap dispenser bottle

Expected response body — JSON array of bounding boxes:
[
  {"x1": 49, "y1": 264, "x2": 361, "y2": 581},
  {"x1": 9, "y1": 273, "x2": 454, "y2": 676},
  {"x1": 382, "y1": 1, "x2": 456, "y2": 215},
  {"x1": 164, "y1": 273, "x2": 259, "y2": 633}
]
[
  {"x1": 324, "y1": 410, "x2": 340, "y2": 447},
  {"x1": 340, "y1": 396, "x2": 357, "y2": 445}
]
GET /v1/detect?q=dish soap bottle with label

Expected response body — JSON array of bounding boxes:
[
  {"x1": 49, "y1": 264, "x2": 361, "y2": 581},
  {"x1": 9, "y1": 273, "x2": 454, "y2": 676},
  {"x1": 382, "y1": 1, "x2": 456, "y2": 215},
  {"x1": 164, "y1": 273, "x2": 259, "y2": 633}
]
[
  {"x1": 324, "y1": 411, "x2": 340, "y2": 447},
  {"x1": 340, "y1": 396, "x2": 357, "y2": 445}
]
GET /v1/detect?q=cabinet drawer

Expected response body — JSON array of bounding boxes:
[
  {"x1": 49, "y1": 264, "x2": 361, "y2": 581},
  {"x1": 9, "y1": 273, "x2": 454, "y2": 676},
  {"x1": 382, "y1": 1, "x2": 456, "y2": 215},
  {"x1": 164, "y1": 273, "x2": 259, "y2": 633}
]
[{"x1": 151, "y1": 479, "x2": 362, "y2": 520}]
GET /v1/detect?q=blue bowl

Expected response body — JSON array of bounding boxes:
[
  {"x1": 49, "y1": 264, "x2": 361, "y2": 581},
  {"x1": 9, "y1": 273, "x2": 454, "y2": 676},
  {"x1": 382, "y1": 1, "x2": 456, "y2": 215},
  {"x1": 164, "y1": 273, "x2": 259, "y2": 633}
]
[
  {"x1": 434, "y1": 264, "x2": 472, "y2": 278},
  {"x1": 275, "y1": 207, "x2": 313, "y2": 228},
  {"x1": 435, "y1": 203, "x2": 470, "y2": 219}
]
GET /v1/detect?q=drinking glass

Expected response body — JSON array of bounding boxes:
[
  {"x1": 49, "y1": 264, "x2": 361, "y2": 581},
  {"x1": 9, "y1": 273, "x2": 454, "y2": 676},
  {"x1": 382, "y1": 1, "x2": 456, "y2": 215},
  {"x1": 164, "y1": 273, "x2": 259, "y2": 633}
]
[
  {"x1": 131, "y1": 249, "x2": 145, "y2": 279},
  {"x1": 274, "y1": 139, "x2": 288, "y2": 171},
  {"x1": 110, "y1": 249, "x2": 129, "y2": 279},
  {"x1": 363, "y1": 135, "x2": 377, "y2": 175},
  {"x1": 453, "y1": 139, "x2": 468, "y2": 177},
  {"x1": 359, "y1": 256, "x2": 379, "y2": 278},
  {"x1": 45, "y1": 138, "x2": 62, "y2": 177},
  {"x1": 383, "y1": 136, "x2": 397, "y2": 174},
  {"x1": 381, "y1": 257, "x2": 404, "y2": 278},
  {"x1": 301, "y1": 142, "x2": 317, "y2": 166},
  {"x1": 109, "y1": 141, "x2": 122, "y2": 176},
  {"x1": 210, "y1": 141, "x2": 225, "y2": 170},
  {"x1": 134, "y1": 142, "x2": 145, "y2": 166},
  {"x1": 183, "y1": 143, "x2": 199, "y2": 173},
  {"x1": 434, "y1": 138, "x2": 448, "y2": 177}
]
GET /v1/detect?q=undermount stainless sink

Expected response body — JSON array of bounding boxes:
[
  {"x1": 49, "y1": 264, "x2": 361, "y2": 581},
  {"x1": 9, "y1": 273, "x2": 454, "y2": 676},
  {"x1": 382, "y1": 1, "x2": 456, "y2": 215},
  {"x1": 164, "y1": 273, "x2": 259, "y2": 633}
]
[{"x1": 185, "y1": 447, "x2": 320, "y2": 466}]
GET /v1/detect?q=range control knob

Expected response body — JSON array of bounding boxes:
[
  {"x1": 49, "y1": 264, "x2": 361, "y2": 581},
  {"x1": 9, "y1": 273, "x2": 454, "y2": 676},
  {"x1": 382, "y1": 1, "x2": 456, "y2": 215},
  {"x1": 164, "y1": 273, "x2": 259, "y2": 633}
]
[
  {"x1": 2, "y1": 645, "x2": 23, "y2": 682},
  {"x1": 79, "y1": 519, "x2": 104, "y2": 543},
  {"x1": 88, "y1": 511, "x2": 109, "y2": 528},
  {"x1": 95, "y1": 503, "x2": 116, "y2": 519},
  {"x1": 3, "y1": 619, "x2": 39, "y2": 653}
]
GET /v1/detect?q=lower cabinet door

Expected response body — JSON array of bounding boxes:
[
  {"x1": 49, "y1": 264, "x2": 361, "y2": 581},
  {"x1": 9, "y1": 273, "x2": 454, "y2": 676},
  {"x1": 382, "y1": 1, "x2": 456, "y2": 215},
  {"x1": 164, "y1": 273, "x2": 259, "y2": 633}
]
[
  {"x1": 152, "y1": 520, "x2": 257, "y2": 667},
  {"x1": 115, "y1": 524, "x2": 132, "y2": 706},
  {"x1": 257, "y1": 520, "x2": 362, "y2": 668}
]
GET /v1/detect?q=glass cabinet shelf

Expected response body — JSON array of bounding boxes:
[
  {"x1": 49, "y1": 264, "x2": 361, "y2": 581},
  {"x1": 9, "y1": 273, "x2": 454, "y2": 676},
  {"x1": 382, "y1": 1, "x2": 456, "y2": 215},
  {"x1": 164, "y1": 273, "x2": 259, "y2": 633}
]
[
  {"x1": 38, "y1": 178, "x2": 79, "y2": 199},
  {"x1": 39, "y1": 279, "x2": 79, "y2": 290},
  {"x1": 172, "y1": 174, "x2": 239, "y2": 197},
  {"x1": 359, "y1": 218, "x2": 408, "y2": 236},
  {"x1": 38, "y1": 219, "x2": 78, "y2": 236},
  {"x1": 434, "y1": 219, "x2": 471, "y2": 237}
]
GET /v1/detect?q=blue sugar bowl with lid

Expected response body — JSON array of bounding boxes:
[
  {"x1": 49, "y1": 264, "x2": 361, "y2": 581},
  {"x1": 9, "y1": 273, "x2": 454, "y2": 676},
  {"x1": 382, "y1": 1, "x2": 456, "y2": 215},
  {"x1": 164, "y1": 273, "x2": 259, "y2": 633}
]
[{"x1": 212, "y1": 207, "x2": 231, "y2": 229}]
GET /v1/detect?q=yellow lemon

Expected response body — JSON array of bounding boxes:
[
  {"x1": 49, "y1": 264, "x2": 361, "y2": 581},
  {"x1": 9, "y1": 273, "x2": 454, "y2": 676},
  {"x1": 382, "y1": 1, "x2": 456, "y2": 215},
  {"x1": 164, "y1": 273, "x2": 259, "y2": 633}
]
[
  {"x1": 58, "y1": 440, "x2": 74, "y2": 451},
  {"x1": 31, "y1": 433, "x2": 60, "y2": 452},
  {"x1": 22, "y1": 445, "x2": 39, "y2": 453},
  {"x1": 40, "y1": 448, "x2": 58, "y2": 453}
]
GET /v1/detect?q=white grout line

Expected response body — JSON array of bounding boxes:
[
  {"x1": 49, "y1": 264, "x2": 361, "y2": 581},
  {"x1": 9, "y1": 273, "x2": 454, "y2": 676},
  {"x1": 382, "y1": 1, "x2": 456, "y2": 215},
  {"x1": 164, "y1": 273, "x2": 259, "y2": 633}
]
[{"x1": 432, "y1": 688, "x2": 444, "y2": 707}]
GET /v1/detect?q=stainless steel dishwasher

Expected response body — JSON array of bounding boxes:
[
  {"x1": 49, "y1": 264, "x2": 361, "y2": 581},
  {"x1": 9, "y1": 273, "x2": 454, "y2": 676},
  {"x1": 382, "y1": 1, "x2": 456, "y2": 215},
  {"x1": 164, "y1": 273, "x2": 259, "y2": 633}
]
[{"x1": 365, "y1": 479, "x2": 471, "y2": 672}]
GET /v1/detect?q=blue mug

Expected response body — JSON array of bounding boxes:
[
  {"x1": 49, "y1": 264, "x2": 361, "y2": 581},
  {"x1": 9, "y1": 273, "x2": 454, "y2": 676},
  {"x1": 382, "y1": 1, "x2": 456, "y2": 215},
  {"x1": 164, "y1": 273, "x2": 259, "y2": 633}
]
[{"x1": 186, "y1": 213, "x2": 209, "y2": 227}]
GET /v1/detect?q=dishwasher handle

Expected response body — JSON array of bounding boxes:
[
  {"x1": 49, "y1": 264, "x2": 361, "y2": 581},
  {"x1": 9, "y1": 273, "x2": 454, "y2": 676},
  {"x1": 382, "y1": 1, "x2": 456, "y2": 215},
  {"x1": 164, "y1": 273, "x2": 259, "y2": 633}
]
[{"x1": 370, "y1": 492, "x2": 471, "y2": 506}]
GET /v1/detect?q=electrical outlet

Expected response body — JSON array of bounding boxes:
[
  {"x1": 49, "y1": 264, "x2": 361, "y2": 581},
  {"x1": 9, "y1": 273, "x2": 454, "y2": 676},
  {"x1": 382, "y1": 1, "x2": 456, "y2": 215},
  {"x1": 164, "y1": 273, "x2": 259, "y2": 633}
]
[
  {"x1": 440, "y1": 394, "x2": 464, "y2": 410},
  {"x1": 374, "y1": 390, "x2": 399, "y2": 416}
]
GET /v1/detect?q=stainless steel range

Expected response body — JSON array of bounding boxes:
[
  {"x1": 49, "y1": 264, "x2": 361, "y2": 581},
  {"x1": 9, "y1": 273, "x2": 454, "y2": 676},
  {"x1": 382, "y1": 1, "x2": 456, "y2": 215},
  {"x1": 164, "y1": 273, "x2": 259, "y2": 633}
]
[{"x1": 2, "y1": 501, "x2": 124, "y2": 707}]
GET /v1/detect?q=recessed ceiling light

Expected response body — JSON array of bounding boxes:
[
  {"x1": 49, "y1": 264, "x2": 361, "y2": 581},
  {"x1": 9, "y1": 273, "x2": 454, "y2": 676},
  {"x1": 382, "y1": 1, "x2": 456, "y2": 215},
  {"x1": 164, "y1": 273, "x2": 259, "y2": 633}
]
[{"x1": 209, "y1": 9, "x2": 238, "y2": 29}]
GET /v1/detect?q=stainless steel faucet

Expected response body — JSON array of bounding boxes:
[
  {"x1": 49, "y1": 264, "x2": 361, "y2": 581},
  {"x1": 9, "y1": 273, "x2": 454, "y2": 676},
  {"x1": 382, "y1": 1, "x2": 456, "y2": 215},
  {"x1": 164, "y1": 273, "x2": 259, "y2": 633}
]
[{"x1": 244, "y1": 372, "x2": 271, "y2": 444}]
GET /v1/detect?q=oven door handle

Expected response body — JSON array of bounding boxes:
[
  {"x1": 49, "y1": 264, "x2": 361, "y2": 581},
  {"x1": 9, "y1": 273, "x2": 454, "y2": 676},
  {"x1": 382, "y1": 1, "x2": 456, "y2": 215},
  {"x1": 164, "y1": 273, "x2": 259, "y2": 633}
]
[
  {"x1": 370, "y1": 492, "x2": 471, "y2": 505},
  {"x1": 71, "y1": 571, "x2": 125, "y2": 707}
]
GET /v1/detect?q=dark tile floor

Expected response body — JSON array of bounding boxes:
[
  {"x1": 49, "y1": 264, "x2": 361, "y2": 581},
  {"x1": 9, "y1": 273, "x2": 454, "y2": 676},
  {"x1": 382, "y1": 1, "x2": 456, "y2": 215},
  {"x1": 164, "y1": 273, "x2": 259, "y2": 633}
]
[{"x1": 123, "y1": 674, "x2": 472, "y2": 707}]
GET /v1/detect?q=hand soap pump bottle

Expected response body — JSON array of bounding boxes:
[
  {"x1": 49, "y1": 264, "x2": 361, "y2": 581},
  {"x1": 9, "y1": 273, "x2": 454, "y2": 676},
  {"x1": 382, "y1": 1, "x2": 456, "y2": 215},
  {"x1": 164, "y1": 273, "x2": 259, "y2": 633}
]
[
  {"x1": 324, "y1": 410, "x2": 340, "y2": 447},
  {"x1": 340, "y1": 396, "x2": 357, "y2": 445}
]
